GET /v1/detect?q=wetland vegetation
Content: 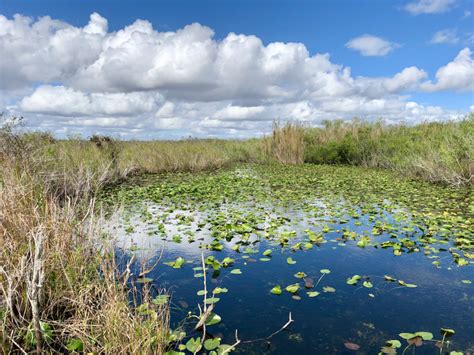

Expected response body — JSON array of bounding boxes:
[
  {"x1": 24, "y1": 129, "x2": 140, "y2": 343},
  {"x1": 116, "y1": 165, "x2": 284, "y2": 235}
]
[{"x1": 1, "y1": 115, "x2": 473, "y2": 354}]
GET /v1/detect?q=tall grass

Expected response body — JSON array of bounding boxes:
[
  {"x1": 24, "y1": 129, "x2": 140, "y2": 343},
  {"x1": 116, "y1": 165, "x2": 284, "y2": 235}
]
[
  {"x1": 0, "y1": 122, "x2": 169, "y2": 353},
  {"x1": 262, "y1": 121, "x2": 305, "y2": 164}
]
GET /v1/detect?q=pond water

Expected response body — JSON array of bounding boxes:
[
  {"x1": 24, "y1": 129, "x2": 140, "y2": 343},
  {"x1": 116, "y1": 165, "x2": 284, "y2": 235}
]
[{"x1": 102, "y1": 164, "x2": 474, "y2": 354}]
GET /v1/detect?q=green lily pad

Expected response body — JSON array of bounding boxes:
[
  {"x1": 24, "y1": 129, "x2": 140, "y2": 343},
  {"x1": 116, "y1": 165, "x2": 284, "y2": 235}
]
[
  {"x1": 294, "y1": 272, "x2": 307, "y2": 279},
  {"x1": 285, "y1": 283, "x2": 300, "y2": 293},
  {"x1": 270, "y1": 285, "x2": 282, "y2": 295},
  {"x1": 204, "y1": 338, "x2": 221, "y2": 351}
]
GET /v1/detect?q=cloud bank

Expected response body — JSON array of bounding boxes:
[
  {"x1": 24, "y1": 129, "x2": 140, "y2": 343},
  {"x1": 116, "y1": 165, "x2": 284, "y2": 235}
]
[{"x1": 0, "y1": 13, "x2": 471, "y2": 138}]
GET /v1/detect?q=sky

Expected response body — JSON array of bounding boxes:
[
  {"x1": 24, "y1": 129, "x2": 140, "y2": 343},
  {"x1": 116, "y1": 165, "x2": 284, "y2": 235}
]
[{"x1": 0, "y1": 0, "x2": 473, "y2": 139}]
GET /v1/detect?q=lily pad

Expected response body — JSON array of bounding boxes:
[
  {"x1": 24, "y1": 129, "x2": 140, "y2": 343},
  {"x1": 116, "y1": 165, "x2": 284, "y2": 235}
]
[
  {"x1": 285, "y1": 283, "x2": 300, "y2": 294},
  {"x1": 270, "y1": 285, "x2": 282, "y2": 295}
]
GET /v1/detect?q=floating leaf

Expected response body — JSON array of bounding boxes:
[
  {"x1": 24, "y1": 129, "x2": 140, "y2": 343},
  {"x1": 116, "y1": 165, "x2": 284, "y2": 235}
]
[
  {"x1": 344, "y1": 342, "x2": 360, "y2": 351},
  {"x1": 204, "y1": 338, "x2": 221, "y2": 351},
  {"x1": 414, "y1": 332, "x2": 433, "y2": 340},
  {"x1": 304, "y1": 277, "x2": 314, "y2": 288},
  {"x1": 270, "y1": 285, "x2": 282, "y2": 295},
  {"x1": 386, "y1": 340, "x2": 401, "y2": 348},
  {"x1": 263, "y1": 249, "x2": 272, "y2": 256},
  {"x1": 164, "y1": 257, "x2": 186, "y2": 269},
  {"x1": 230, "y1": 269, "x2": 242, "y2": 275},
  {"x1": 152, "y1": 294, "x2": 169, "y2": 305},
  {"x1": 294, "y1": 272, "x2": 307, "y2": 279},
  {"x1": 320, "y1": 269, "x2": 331, "y2": 274},
  {"x1": 221, "y1": 257, "x2": 234, "y2": 267},
  {"x1": 186, "y1": 337, "x2": 202, "y2": 353},
  {"x1": 346, "y1": 275, "x2": 361, "y2": 285},
  {"x1": 323, "y1": 286, "x2": 336, "y2": 293},
  {"x1": 399, "y1": 333, "x2": 416, "y2": 340},
  {"x1": 287, "y1": 257, "x2": 296, "y2": 265},
  {"x1": 307, "y1": 291, "x2": 320, "y2": 297},
  {"x1": 205, "y1": 297, "x2": 220, "y2": 305},
  {"x1": 363, "y1": 280, "x2": 373, "y2": 288},
  {"x1": 205, "y1": 313, "x2": 221, "y2": 326},
  {"x1": 440, "y1": 328, "x2": 455, "y2": 336},
  {"x1": 212, "y1": 287, "x2": 228, "y2": 294},
  {"x1": 285, "y1": 283, "x2": 300, "y2": 294}
]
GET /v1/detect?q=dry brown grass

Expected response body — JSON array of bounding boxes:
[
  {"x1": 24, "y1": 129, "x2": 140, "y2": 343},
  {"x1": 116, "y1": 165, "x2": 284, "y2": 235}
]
[
  {"x1": 262, "y1": 121, "x2": 305, "y2": 164},
  {"x1": 0, "y1": 128, "x2": 169, "y2": 353}
]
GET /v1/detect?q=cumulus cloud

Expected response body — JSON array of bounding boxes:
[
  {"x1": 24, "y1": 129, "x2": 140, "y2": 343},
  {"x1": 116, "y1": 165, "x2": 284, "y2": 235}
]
[
  {"x1": 19, "y1": 85, "x2": 159, "y2": 116},
  {"x1": 0, "y1": 13, "x2": 107, "y2": 90},
  {"x1": 404, "y1": 0, "x2": 457, "y2": 14},
  {"x1": 345, "y1": 35, "x2": 400, "y2": 56},
  {"x1": 0, "y1": 12, "x2": 470, "y2": 138},
  {"x1": 421, "y1": 48, "x2": 474, "y2": 92},
  {"x1": 430, "y1": 29, "x2": 460, "y2": 44}
]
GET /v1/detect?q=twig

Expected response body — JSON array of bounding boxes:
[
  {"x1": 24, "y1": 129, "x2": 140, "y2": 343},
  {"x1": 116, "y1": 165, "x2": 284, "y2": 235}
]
[
  {"x1": 9, "y1": 336, "x2": 28, "y2": 355},
  {"x1": 242, "y1": 312, "x2": 294, "y2": 344},
  {"x1": 26, "y1": 229, "x2": 45, "y2": 354},
  {"x1": 220, "y1": 330, "x2": 241, "y2": 355},
  {"x1": 196, "y1": 252, "x2": 209, "y2": 353}
]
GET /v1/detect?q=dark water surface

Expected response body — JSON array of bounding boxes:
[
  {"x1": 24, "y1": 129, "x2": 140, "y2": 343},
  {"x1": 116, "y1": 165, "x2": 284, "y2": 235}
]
[{"x1": 103, "y1": 165, "x2": 474, "y2": 354}]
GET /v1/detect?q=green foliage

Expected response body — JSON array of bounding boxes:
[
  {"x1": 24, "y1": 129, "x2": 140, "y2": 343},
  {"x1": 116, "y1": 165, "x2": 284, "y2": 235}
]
[{"x1": 302, "y1": 115, "x2": 474, "y2": 186}]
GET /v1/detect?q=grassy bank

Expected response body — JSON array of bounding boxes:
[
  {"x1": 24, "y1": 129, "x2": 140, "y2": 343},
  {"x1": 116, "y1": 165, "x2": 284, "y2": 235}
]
[{"x1": 265, "y1": 115, "x2": 473, "y2": 186}]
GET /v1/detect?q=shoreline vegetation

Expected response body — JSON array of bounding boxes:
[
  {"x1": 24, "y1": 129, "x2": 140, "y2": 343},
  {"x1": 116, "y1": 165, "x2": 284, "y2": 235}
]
[{"x1": 1, "y1": 114, "x2": 472, "y2": 353}]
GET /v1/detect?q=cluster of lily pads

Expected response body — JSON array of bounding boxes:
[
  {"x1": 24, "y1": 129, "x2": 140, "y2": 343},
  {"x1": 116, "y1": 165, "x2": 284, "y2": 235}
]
[
  {"x1": 380, "y1": 328, "x2": 462, "y2": 354},
  {"x1": 270, "y1": 268, "x2": 334, "y2": 300},
  {"x1": 101, "y1": 164, "x2": 473, "y2": 353}
]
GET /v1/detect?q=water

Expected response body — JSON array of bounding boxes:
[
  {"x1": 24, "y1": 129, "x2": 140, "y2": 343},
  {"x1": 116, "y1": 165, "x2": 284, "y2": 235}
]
[{"x1": 102, "y1": 165, "x2": 474, "y2": 354}]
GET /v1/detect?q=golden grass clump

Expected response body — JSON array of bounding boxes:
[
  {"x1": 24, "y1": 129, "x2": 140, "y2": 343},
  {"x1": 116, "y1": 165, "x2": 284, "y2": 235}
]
[{"x1": 262, "y1": 121, "x2": 305, "y2": 164}]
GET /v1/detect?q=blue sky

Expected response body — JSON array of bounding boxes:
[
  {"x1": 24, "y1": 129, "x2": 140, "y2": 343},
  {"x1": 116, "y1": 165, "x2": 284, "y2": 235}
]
[{"x1": 1, "y1": 0, "x2": 473, "y2": 138}]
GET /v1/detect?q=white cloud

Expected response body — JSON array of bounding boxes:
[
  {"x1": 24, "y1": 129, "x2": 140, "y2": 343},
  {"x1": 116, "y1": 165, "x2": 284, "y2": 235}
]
[
  {"x1": 212, "y1": 105, "x2": 266, "y2": 121},
  {"x1": 430, "y1": 29, "x2": 460, "y2": 44},
  {"x1": 421, "y1": 48, "x2": 474, "y2": 92},
  {"x1": 404, "y1": 0, "x2": 457, "y2": 14},
  {"x1": 345, "y1": 35, "x2": 400, "y2": 56},
  {"x1": 0, "y1": 13, "x2": 107, "y2": 90},
  {"x1": 19, "y1": 85, "x2": 159, "y2": 116},
  {"x1": 462, "y1": 10, "x2": 472, "y2": 18},
  {"x1": 0, "y1": 13, "x2": 470, "y2": 138}
]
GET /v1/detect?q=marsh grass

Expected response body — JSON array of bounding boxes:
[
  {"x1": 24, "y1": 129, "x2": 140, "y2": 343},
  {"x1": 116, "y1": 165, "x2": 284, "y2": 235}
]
[
  {"x1": 262, "y1": 121, "x2": 305, "y2": 164},
  {"x1": 0, "y1": 122, "x2": 170, "y2": 353}
]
